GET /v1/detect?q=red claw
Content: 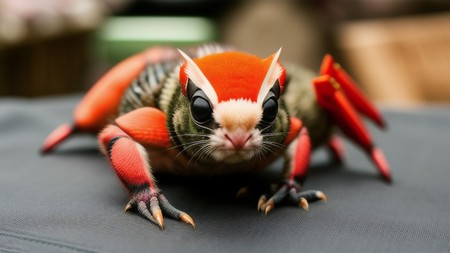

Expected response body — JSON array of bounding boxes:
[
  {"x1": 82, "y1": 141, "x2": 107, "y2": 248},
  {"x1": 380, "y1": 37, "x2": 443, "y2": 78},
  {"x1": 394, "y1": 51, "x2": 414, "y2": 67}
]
[
  {"x1": 314, "y1": 56, "x2": 392, "y2": 182},
  {"x1": 371, "y1": 148, "x2": 392, "y2": 183},
  {"x1": 320, "y1": 54, "x2": 386, "y2": 128},
  {"x1": 313, "y1": 75, "x2": 373, "y2": 151}
]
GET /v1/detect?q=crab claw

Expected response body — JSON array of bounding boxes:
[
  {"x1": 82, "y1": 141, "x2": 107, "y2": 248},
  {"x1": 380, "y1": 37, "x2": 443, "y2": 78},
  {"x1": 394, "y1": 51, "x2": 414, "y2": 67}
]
[{"x1": 313, "y1": 73, "x2": 392, "y2": 182}]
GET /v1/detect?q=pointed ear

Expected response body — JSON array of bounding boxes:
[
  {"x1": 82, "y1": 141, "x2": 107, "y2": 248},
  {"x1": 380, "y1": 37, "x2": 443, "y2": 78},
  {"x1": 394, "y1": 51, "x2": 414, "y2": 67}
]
[
  {"x1": 263, "y1": 48, "x2": 282, "y2": 64},
  {"x1": 257, "y1": 48, "x2": 285, "y2": 104},
  {"x1": 178, "y1": 49, "x2": 218, "y2": 105}
]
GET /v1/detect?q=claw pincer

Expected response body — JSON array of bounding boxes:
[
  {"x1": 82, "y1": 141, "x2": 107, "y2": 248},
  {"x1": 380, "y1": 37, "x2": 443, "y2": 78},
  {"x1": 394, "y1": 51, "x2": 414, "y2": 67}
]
[{"x1": 314, "y1": 55, "x2": 391, "y2": 182}]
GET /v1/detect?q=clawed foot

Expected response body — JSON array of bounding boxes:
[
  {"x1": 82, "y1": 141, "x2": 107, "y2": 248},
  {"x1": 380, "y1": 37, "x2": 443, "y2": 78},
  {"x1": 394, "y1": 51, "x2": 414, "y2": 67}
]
[
  {"x1": 125, "y1": 188, "x2": 195, "y2": 230},
  {"x1": 238, "y1": 180, "x2": 327, "y2": 214}
]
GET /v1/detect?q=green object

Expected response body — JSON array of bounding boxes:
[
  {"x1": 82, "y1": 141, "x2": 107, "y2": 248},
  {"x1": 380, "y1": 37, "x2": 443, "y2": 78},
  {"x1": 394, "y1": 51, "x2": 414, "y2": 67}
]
[{"x1": 97, "y1": 17, "x2": 218, "y2": 64}]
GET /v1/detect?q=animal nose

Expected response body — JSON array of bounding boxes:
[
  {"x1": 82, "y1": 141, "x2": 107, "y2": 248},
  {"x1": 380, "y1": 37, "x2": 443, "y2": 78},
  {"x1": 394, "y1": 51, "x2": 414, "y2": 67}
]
[{"x1": 225, "y1": 132, "x2": 252, "y2": 150}]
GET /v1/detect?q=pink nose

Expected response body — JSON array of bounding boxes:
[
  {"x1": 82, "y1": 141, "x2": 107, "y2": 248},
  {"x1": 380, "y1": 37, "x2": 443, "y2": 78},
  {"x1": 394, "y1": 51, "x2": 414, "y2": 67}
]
[{"x1": 225, "y1": 133, "x2": 252, "y2": 150}]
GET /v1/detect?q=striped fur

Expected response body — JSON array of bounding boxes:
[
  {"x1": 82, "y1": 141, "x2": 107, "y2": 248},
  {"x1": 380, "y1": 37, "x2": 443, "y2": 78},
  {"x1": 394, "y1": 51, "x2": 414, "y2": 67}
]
[{"x1": 119, "y1": 60, "x2": 178, "y2": 115}]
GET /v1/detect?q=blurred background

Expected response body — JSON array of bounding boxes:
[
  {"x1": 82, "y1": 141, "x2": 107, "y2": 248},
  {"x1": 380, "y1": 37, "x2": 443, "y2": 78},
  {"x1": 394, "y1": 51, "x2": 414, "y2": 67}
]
[{"x1": 1, "y1": 0, "x2": 450, "y2": 107}]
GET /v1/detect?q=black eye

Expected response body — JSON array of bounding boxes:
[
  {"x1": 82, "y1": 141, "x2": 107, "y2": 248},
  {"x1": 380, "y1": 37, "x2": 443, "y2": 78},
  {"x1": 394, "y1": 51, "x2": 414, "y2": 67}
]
[
  {"x1": 190, "y1": 91, "x2": 213, "y2": 124},
  {"x1": 262, "y1": 97, "x2": 278, "y2": 123},
  {"x1": 272, "y1": 80, "x2": 281, "y2": 98}
]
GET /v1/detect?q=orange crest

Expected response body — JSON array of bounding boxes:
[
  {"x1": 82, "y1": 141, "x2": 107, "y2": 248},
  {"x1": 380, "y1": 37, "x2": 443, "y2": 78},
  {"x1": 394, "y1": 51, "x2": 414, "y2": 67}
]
[{"x1": 179, "y1": 50, "x2": 286, "y2": 104}]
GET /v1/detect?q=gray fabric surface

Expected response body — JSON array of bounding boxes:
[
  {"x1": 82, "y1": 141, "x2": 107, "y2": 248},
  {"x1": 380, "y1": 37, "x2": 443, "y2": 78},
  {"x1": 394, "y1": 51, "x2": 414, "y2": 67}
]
[{"x1": 1, "y1": 95, "x2": 450, "y2": 253}]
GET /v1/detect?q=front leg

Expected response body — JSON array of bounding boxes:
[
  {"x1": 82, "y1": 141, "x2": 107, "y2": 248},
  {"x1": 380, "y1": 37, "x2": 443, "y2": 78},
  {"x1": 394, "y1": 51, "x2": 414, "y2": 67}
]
[
  {"x1": 98, "y1": 109, "x2": 195, "y2": 229},
  {"x1": 258, "y1": 124, "x2": 327, "y2": 214}
]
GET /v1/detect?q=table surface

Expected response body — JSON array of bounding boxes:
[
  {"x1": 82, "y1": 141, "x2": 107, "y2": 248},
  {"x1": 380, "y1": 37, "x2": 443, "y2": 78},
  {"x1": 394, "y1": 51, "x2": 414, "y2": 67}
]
[{"x1": 1, "y1": 95, "x2": 449, "y2": 253}]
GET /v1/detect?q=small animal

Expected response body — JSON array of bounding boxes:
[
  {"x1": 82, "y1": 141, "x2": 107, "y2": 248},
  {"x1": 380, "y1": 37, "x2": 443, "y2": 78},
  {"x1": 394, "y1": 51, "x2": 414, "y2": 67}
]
[{"x1": 41, "y1": 44, "x2": 390, "y2": 229}]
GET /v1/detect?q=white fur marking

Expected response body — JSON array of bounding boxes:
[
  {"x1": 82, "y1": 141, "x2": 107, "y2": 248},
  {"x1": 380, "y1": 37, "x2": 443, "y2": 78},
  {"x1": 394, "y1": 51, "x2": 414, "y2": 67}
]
[
  {"x1": 213, "y1": 99, "x2": 262, "y2": 131},
  {"x1": 257, "y1": 48, "x2": 283, "y2": 104},
  {"x1": 177, "y1": 49, "x2": 218, "y2": 105}
]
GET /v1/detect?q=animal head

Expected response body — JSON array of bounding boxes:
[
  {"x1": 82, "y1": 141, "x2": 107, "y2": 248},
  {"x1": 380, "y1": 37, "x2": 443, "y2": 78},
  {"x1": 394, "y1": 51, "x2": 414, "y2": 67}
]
[{"x1": 173, "y1": 49, "x2": 289, "y2": 164}]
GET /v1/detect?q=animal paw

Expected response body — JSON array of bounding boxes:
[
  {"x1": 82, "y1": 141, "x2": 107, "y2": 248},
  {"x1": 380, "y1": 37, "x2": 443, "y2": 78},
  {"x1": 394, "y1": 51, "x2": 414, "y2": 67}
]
[
  {"x1": 257, "y1": 180, "x2": 327, "y2": 214},
  {"x1": 125, "y1": 188, "x2": 195, "y2": 229}
]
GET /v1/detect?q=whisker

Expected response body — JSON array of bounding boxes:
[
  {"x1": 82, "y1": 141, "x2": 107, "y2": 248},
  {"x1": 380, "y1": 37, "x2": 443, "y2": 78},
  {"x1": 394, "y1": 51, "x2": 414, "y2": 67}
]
[
  {"x1": 259, "y1": 121, "x2": 276, "y2": 133},
  {"x1": 174, "y1": 140, "x2": 210, "y2": 158},
  {"x1": 192, "y1": 123, "x2": 215, "y2": 133},
  {"x1": 170, "y1": 132, "x2": 211, "y2": 138},
  {"x1": 169, "y1": 139, "x2": 209, "y2": 151},
  {"x1": 198, "y1": 144, "x2": 215, "y2": 162},
  {"x1": 260, "y1": 144, "x2": 279, "y2": 156},
  {"x1": 261, "y1": 132, "x2": 290, "y2": 137},
  {"x1": 263, "y1": 143, "x2": 283, "y2": 154},
  {"x1": 204, "y1": 144, "x2": 219, "y2": 161},
  {"x1": 168, "y1": 134, "x2": 210, "y2": 149},
  {"x1": 259, "y1": 139, "x2": 286, "y2": 157},
  {"x1": 187, "y1": 143, "x2": 213, "y2": 167},
  {"x1": 196, "y1": 143, "x2": 211, "y2": 161},
  {"x1": 254, "y1": 147, "x2": 266, "y2": 161},
  {"x1": 190, "y1": 144, "x2": 208, "y2": 162},
  {"x1": 178, "y1": 140, "x2": 209, "y2": 151},
  {"x1": 263, "y1": 141, "x2": 286, "y2": 150}
]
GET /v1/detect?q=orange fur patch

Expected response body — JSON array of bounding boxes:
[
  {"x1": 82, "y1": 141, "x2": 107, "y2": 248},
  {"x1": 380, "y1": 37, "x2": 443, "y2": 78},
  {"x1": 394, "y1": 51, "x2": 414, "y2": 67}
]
[{"x1": 180, "y1": 52, "x2": 285, "y2": 102}]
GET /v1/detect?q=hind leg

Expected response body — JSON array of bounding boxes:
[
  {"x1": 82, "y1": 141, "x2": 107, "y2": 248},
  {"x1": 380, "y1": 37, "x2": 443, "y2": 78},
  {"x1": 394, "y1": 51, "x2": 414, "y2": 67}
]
[{"x1": 327, "y1": 136, "x2": 345, "y2": 164}]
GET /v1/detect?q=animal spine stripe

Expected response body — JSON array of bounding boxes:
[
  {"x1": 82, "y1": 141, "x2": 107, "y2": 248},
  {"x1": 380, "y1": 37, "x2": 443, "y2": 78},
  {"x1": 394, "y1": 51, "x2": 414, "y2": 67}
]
[{"x1": 119, "y1": 60, "x2": 177, "y2": 115}]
